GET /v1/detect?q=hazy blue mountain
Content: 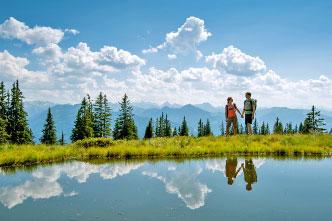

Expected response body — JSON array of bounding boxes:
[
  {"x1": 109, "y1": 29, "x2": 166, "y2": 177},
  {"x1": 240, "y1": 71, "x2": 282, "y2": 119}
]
[{"x1": 26, "y1": 101, "x2": 332, "y2": 143}]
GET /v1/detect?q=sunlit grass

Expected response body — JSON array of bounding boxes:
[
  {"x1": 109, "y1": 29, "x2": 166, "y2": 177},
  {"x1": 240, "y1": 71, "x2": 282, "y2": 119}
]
[{"x1": 0, "y1": 134, "x2": 331, "y2": 167}]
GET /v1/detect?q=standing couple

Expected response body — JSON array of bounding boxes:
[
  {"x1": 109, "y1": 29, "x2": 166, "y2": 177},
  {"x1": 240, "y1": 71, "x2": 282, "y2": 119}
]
[{"x1": 225, "y1": 92, "x2": 256, "y2": 136}]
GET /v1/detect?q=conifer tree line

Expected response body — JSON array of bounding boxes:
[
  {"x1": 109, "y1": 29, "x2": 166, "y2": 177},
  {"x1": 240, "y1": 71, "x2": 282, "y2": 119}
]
[
  {"x1": 0, "y1": 81, "x2": 331, "y2": 144},
  {"x1": 197, "y1": 119, "x2": 212, "y2": 137},
  {"x1": 144, "y1": 114, "x2": 190, "y2": 138}
]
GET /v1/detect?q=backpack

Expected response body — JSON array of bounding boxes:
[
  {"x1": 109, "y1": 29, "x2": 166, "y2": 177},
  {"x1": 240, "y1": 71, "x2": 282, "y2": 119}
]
[{"x1": 244, "y1": 99, "x2": 257, "y2": 112}]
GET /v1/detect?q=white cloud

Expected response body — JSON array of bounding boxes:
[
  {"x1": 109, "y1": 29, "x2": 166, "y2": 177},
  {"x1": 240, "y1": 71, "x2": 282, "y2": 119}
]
[
  {"x1": 142, "y1": 16, "x2": 211, "y2": 58},
  {"x1": 65, "y1": 28, "x2": 79, "y2": 35},
  {"x1": 0, "y1": 17, "x2": 64, "y2": 46},
  {"x1": 0, "y1": 50, "x2": 49, "y2": 84},
  {"x1": 206, "y1": 45, "x2": 267, "y2": 76}
]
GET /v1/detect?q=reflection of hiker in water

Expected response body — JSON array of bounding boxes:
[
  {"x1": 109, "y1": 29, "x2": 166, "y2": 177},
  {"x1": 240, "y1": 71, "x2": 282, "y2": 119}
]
[
  {"x1": 241, "y1": 159, "x2": 257, "y2": 191},
  {"x1": 225, "y1": 158, "x2": 242, "y2": 185}
]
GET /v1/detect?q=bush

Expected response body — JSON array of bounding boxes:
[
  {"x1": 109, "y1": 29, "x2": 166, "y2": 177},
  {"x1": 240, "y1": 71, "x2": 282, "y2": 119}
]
[{"x1": 74, "y1": 137, "x2": 114, "y2": 148}]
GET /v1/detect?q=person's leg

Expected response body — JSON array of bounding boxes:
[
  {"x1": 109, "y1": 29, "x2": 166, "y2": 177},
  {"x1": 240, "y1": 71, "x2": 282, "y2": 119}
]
[
  {"x1": 226, "y1": 119, "x2": 231, "y2": 136},
  {"x1": 247, "y1": 124, "x2": 253, "y2": 135},
  {"x1": 233, "y1": 118, "x2": 238, "y2": 135}
]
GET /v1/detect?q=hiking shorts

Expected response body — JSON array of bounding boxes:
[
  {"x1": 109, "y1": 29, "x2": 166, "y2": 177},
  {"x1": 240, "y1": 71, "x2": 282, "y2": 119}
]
[
  {"x1": 245, "y1": 114, "x2": 253, "y2": 125},
  {"x1": 227, "y1": 117, "x2": 238, "y2": 128}
]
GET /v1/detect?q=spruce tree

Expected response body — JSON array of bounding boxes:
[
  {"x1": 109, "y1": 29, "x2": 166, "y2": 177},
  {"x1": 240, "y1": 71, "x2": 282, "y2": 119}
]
[
  {"x1": 113, "y1": 94, "x2": 137, "y2": 140},
  {"x1": 58, "y1": 131, "x2": 65, "y2": 145},
  {"x1": 260, "y1": 122, "x2": 265, "y2": 135},
  {"x1": 0, "y1": 82, "x2": 9, "y2": 143},
  {"x1": 220, "y1": 120, "x2": 225, "y2": 136},
  {"x1": 253, "y1": 119, "x2": 258, "y2": 134},
  {"x1": 179, "y1": 116, "x2": 189, "y2": 136},
  {"x1": 172, "y1": 127, "x2": 178, "y2": 136},
  {"x1": 294, "y1": 124, "x2": 298, "y2": 134},
  {"x1": 40, "y1": 107, "x2": 57, "y2": 144},
  {"x1": 144, "y1": 118, "x2": 154, "y2": 139},
  {"x1": 273, "y1": 117, "x2": 283, "y2": 134},
  {"x1": 298, "y1": 122, "x2": 304, "y2": 133},
  {"x1": 93, "y1": 93, "x2": 112, "y2": 138},
  {"x1": 197, "y1": 119, "x2": 204, "y2": 137},
  {"x1": 204, "y1": 119, "x2": 212, "y2": 136},
  {"x1": 302, "y1": 106, "x2": 326, "y2": 134},
  {"x1": 71, "y1": 96, "x2": 94, "y2": 142},
  {"x1": 7, "y1": 80, "x2": 33, "y2": 144},
  {"x1": 265, "y1": 123, "x2": 270, "y2": 135}
]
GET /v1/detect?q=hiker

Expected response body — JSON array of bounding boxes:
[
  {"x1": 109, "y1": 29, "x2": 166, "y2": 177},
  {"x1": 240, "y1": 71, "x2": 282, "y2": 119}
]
[
  {"x1": 225, "y1": 97, "x2": 241, "y2": 136},
  {"x1": 225, "y1": 157, "x2": 242, "y2": 185},
  {"x1": 241, "y1": 92, "x2": 256, "y2": 135},
  {"x1": 241, "y1": 159, "x2": 257, "y2": 191}
]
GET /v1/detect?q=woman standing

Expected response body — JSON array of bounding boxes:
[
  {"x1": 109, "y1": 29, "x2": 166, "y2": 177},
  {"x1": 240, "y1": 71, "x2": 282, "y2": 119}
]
[{"x1": 225, "y1": 97, "x2": 241, "y2": 136}]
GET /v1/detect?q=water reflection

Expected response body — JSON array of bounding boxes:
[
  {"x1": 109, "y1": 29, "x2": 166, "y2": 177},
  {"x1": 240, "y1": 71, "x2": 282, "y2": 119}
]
[
  {"x1": 0, "y1": 161, "x2": 142, "y2": 209},
  {"x1": 142, "y1": 163, "x2": 211, "y2": 209},
  {"x1": 0, "y1": 158, "x2": 265, "y2": 210}
]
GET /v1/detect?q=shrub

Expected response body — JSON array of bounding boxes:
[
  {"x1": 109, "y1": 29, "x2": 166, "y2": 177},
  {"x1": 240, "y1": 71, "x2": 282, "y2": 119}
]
[{"x1": 74, "y1": 137, "x2": 114, "y2": 148}]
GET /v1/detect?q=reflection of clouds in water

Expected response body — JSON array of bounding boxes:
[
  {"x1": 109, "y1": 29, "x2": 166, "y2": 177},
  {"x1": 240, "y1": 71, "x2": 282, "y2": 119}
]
[
  {"x1": 142, "y1": 163, "x2": 211, "y2": 210},
  {"x1": 0, "y1": 161, "x2": 142, "y2": 209},
  {"x1": 205, "y1": 159, "x2": 265, "y2": 176},
  {"x1": 0, "y1": 179, "x2": 62, "y2": 209}
]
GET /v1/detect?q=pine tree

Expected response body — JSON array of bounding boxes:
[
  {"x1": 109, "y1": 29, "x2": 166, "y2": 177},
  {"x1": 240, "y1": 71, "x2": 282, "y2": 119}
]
[
  {"x1": 204, "y1": 119, "x2": 212, "y2": 136},
  {"x1": 71, "y1": 96, "x2": 94, "y2": 142},
  {"x1": 0, "y1": 82, "x2": 9, "y2": 143},
  {"x1": 298, "y1": 122, "x2": 304, "y2": 133},
  {"x1": 40, "y1": 107, "x2": 57, "y2": 144},
  {"x1": 253, "y1": 119, "x2": 258, "y2": 134},
  {"x1": 260, "y1": 122, "x2": 266, "y2": 135},
  {"x1": 113, "y1": 94, "x2": 137, "y2": 140},
  {"x1": 286, "y1": 122, "x2": 293, "y2": 134},
  {"x1": 197, "y1": 119, "x2": 204, "y2": 137},
  {"x1": 144, "y1": 118, "x2": 154, "y2": 139},
  {"x1": 58, "y1": 131, "x2": 65, "y2": 145},
  {"x1": 172, "y1": 127, "x2": 178, "y2": 136},
  {"x1": 7, "y1": 80, "x2": 33, "y2": 144},
  {"x1": 179, "y1": 116, "x2": 189, "y2": 136},
  {"x1": 165, "y1": 114, "x2": 172, "y2": 137},
  {"x1": 93, "y1": 93, "x2": 112, "y2": 138},
  {"x1": 302, "y1": 106, "x2": 326, "y2": 134},
  {"x1": 273, "y1": 117, "x2": 283, "y2": 134},
  {"x1": 265, "y1": 123, "x2": 270, "y2": 135},
  {"x1": 294, "y1": 124, "x2": 298, "y2": 134},
  {"x1": 220, "y1": 120, "x2": 225, "y2": 136}
]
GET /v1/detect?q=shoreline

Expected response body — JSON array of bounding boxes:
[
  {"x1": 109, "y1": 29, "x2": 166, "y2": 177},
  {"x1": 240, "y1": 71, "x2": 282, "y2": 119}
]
[{"x1": 0, "y1": 134, "x2": 331, "y2": 167}]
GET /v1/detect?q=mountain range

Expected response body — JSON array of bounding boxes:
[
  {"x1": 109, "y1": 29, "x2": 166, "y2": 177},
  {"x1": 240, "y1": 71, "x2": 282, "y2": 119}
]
[{"x1": 24, "y1": 101, "x2": 332, "y2": 143}]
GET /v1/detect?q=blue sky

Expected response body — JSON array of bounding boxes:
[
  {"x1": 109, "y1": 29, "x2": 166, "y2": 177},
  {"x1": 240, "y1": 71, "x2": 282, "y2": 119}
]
[{"x1": 0, "y1": 0, "x2": 331, "y2": 109}]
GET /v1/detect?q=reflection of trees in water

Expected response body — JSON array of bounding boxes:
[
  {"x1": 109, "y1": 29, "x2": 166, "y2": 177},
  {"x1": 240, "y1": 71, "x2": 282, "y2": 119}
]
[{"x1": 0, "y1": 161, "x2": 142, "y2": 209}]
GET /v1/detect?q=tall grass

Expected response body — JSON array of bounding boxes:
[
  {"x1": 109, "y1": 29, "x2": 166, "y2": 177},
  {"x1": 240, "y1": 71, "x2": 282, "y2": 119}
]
[{"x1": 0, "y1": 134, "x2": 331, "y2": 167}]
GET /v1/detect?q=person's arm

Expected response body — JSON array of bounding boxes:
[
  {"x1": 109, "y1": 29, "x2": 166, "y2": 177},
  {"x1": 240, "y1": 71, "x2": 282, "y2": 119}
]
[
  {"x1": 225, "y1": 105, "x2": 228, "y2": 120},
  {"x1": 241, "y1": 104, "x2": 245, "y2": 117},
  {"x1": 252, "y1": 103, "x2": 256, "y2": 119},
  {"x1": 235, "y1": 104, "x2": 241, "y2": 115},
  {"x1": 234, "y1": 165, "x2": 242, "y2": 178}
]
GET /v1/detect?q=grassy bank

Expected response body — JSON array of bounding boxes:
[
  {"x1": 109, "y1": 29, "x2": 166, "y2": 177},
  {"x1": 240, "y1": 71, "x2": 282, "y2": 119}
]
[{"x1": 0, "y1": 134, "x2": 332, "y2": 167}]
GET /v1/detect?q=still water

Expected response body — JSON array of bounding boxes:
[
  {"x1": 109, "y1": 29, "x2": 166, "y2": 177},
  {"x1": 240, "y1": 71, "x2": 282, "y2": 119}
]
[{"x1": 0, "y1": 158, "x2": 331, "y2": 221}]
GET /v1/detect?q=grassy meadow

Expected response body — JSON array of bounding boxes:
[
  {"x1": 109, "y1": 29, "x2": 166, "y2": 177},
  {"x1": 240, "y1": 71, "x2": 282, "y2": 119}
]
[{"x1": 0, "y1": 134, "x2": 332, "y2": 167}]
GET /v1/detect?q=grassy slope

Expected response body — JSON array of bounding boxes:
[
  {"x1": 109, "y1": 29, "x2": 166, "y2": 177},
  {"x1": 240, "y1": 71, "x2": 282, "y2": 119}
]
[{"x1": 0, "y1": 134, "x2": 332, "y2": 167}]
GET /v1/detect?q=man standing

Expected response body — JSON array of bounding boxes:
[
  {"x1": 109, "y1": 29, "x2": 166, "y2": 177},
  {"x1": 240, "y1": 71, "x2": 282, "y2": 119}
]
[{"x1": 241, "y1": 92, "x2": 256, "y2": 135}]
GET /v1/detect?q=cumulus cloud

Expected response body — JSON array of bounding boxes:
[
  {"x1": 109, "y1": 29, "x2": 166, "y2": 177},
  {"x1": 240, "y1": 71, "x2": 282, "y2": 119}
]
[
  {"x1": 206, "y1": 45, "x2": 267, "y2": 76},
  {"x1": 142, "y1": 16, "x2": 211, "y2": 59},
  {"x1": 0, "y1": 17, "x2": 64, "y2": 46},
  {"x1": 0, "y1": 50, "x2": 49, "y2": 84}
]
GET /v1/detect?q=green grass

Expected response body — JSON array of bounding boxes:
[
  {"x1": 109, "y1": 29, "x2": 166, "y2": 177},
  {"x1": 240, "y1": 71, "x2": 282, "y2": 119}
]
[{"x1": 0, "y1": 134, "x2": 332, "y2": 167}]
